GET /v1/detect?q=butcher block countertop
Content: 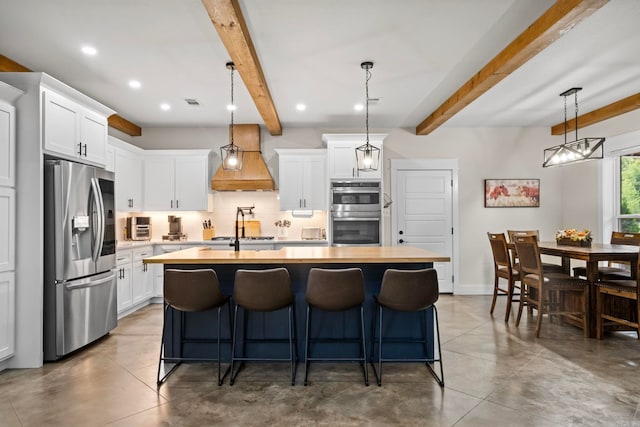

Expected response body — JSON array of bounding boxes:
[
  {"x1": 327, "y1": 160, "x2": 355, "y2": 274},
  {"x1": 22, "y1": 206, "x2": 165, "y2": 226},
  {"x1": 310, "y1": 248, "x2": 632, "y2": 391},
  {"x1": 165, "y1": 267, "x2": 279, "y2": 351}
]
[{"x1": 143, "y1": 245, "x2": 450, "y2": 265}]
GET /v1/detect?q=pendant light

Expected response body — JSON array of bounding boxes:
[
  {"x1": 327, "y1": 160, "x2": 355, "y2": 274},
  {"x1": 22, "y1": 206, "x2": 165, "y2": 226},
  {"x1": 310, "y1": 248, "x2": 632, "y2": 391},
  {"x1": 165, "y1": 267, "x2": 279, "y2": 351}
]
[
  {"x1": 220, "y1": 61, "x2": 243, "y2": 171},
  {"x1": 355, "y1": 61, "x2": 380, "y2": 172},
  {"x1": 543, "y1": 87, "x2": 605, "y2": 168}
]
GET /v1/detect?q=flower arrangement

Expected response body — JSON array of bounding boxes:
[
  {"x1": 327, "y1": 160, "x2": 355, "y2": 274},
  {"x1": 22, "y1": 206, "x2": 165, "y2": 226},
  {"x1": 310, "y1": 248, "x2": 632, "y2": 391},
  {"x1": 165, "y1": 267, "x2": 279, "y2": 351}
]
[
  {"x1": 274, "y1": 219, "x2": 291, "y2": 228},
  {"x1": 555, "y1": 229, "x2": 592, "y2": 246}
]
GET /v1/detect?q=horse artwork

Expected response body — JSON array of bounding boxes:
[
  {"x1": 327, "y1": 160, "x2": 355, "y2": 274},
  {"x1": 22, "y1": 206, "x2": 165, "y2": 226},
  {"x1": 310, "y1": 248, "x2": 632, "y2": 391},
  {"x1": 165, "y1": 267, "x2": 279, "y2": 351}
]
[{"x1": 484, "y1": 179, "x2": 540, "y2": 207}]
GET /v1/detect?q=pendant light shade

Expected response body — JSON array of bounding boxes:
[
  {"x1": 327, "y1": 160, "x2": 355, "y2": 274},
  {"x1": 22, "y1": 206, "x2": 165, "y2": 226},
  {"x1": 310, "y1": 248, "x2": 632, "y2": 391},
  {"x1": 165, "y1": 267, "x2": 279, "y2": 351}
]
[
  {"x1": 221, "y1": 61, "x2": 243, "y2": 171},
  {"x1": 543, "y1": 87, "x2": 605, "y2": 168},
  {"x1": 355, "y1": 61, "x2": 380, "y2": 172}
]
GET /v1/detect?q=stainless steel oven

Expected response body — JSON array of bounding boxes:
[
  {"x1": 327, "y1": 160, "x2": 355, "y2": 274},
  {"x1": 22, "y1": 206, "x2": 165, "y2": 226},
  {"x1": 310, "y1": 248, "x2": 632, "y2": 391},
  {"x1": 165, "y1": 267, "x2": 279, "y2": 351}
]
[
  {"x1": 330, "y1": 211, "x2": 381, "y2": 246},
  {"x1": 330, "y1": 181, "x2": 381, "y2": 212}
]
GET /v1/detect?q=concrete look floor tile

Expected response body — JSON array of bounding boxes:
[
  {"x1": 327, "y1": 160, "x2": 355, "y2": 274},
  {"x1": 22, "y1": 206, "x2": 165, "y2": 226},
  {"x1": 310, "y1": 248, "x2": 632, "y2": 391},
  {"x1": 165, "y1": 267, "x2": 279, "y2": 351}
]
[{"x1": 2, "y1": 296, "x2": 640, "y2": 426}]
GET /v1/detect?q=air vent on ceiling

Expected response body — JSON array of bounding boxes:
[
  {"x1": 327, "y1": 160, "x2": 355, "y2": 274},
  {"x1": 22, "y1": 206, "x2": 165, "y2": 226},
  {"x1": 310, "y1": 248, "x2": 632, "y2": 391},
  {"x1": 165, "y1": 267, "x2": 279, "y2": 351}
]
[{"x1": 185, "y1": 98, "x2": 200, "y2": 106}]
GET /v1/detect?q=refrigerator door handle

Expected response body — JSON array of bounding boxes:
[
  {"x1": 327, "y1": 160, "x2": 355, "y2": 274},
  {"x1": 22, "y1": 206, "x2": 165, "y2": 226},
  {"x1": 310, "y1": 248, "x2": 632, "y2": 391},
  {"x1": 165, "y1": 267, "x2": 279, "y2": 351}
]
[
  {"x1": 64, "y1": 271, "x2": 117, "y2": 290},
  {"x1": 90, "y1": 177, "x2": 105, "y2": 262}
]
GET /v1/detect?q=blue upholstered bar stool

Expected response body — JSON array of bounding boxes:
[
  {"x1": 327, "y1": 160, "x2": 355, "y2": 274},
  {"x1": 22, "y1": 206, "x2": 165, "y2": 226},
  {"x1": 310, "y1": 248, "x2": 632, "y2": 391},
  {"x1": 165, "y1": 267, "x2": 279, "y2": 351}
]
[
  {"x1": 304, "y1": 267, "x2": 369, "y2": 386},
  {"x1": 230, "y1": 267, "x2": 297, "y2": 385},
  {"x1": 157, "y1": 268, "x2": 232, "y2": 387},
  {"x1": 371, "y1": 268, "x2": 444, "y2": 387}
]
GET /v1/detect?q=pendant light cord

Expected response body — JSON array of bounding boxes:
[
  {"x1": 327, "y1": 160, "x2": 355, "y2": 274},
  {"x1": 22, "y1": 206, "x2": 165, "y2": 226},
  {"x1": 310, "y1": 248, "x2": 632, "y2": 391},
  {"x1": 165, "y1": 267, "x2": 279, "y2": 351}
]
[
  {"x1": 228, "y1": 62, "x2": 235, "y2": 146},
  {"x1": 365, "y1": 66, "x2": 371, "y2": 145}
]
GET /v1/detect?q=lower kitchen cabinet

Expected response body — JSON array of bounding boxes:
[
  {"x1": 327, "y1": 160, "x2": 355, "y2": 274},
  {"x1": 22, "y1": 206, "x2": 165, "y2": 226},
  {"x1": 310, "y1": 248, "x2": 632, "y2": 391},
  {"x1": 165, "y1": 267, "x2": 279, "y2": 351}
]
[
  {"x1": 116, "y1": 245, "x2": 153, "y2": 317},
  {"x1": 0, "y1": 271, "x2": 15, "y2": 362}
]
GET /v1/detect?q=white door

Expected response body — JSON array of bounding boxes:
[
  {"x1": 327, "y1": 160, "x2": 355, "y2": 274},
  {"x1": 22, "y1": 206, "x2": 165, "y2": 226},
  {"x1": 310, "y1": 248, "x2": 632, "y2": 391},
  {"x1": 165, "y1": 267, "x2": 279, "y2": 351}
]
[{"x1": 394, "y1": 169, "x2": 454, "y2": 293}]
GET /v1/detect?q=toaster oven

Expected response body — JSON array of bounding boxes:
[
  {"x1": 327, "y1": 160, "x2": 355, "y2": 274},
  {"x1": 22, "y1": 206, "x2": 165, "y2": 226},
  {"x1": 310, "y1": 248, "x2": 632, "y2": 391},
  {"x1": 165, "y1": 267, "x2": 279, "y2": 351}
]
[{"x1": 126, "y1": 216, "x2": 151, "y2": 241}]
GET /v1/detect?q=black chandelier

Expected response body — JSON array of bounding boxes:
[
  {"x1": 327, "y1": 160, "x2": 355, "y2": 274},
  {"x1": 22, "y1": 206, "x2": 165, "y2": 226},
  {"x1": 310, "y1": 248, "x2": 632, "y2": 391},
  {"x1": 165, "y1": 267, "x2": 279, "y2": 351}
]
[
  {"x1": 543, "y1": 87, "x2": 605, "y2": 168},
  {"x1": 355, "y1": 61, "x2": 380, "y2": 172},
  {"x1": 220, "y1": 61, "x2": 243, "y2": 171}
]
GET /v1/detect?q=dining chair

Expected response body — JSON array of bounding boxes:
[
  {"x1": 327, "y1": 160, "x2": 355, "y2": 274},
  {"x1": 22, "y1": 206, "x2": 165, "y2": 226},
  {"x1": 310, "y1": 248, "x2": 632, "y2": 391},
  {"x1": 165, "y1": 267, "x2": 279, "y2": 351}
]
[
  {"x1": 487, "y1": 232, "x2": 520, "y2": 322},
  {"x1": 507, "y1": 229, "x2": 564, "y2": 274},
  {"x1": 574, "y1": 231, "x2": 640, "y2": 280},
  {"x1": 595, "y1": 249, "x2": 640, "y2": 339},
  {"x1": 513, "y1": 235, "x2": 589, "y2": 338}
]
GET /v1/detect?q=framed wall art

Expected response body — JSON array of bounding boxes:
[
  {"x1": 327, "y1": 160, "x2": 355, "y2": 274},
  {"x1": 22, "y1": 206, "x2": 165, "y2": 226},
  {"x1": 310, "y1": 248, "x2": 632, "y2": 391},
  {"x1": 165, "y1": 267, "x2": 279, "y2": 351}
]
[{"x1": 484, "y1": 179, "x2": 540, "y2": 208}]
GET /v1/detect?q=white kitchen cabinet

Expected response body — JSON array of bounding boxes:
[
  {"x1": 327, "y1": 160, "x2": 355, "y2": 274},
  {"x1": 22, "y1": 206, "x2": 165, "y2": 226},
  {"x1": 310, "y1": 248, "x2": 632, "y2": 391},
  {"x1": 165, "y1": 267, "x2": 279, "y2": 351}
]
[
  {"x1": 0, "y1": 271, "x2": 15, "y2": 362},
  {"x1": 0, "y1": 99, "x2": 16, "y2": 187},
  {"x1": 0, "y1": 188, "x2": 15, "y2": 273},
  {"x1": 132, "y1": 246, "x2": 153, "y2": 303},
  {"x1": 275, "y1": 149, "x2": 326, "y2": 211},
  {"x1": 144, "y1": 152, "x2": 209, "y2": 211},
  {"x1": 153, "y1": 244, "x2": 187, "y2": 298},
  {"x1": 105, "y1": 143, "x2": 115, "y2": 173},
  {"x1": 116, "y1": 250, "x2": 133, "y2": 314},
  {"x1": 113, "y1": 143, "x2": 144, "y2": 212},
  {"x1": 42, "y1": 88, "x2": 110, "y2": 167},
  {"x1": 323, "y1": 134, "x2": 386, "y2": 180}
]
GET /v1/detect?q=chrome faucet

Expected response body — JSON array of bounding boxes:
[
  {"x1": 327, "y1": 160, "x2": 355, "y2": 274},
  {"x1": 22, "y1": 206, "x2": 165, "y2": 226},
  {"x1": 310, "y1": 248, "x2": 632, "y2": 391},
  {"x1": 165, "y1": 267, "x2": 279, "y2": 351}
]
[{"x1": 231, "y1": 205, "x2": 255, "y2": 252}]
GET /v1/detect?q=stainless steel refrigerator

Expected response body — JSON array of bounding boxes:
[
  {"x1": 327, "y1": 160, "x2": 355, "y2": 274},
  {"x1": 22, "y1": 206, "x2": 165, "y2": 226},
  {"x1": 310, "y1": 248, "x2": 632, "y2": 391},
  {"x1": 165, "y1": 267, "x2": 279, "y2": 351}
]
[{"x1": 44, "y1": 159, "x2": 117, "y2": 361}]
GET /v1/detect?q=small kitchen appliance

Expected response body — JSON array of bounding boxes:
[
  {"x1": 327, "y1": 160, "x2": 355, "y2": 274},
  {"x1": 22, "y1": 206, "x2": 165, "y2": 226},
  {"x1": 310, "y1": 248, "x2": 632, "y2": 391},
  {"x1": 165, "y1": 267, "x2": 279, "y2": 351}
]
[
  {"x1": 163, "y1": 215, "x2": 186, "y2": 241},
  {"x1": 126, "y1": 216, "x2": 151, "y2": 241}
]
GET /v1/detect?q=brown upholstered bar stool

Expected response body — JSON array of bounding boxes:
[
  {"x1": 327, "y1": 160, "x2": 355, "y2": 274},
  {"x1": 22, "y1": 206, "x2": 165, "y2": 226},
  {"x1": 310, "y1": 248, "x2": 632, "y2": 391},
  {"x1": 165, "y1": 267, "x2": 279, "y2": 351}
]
[
  {"x1": 304, "y1": 268, "x2": 368, "y2": 386},
  {"x1": 371, "y1": 268, "x2": 444, "y2": 387},
  {"x1": 230, "y1": 267, "x2": 297, "y2": 385},
  {"x1": 157, "y1": 269, "x2": 232, "y2": 387},
  {"x1": 513, "y1": 235, "x2": 589, "y2": 338},
  {"x1": 488, "y1": 232, "x2": 520, "y2": 322}
]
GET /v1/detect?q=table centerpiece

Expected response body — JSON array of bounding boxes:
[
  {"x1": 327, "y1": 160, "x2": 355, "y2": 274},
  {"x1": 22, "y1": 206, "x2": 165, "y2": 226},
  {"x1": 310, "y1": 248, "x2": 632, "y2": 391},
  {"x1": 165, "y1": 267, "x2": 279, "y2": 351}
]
[{"x1": 555, "y1": 229, "x2": 592, "y2": 247}]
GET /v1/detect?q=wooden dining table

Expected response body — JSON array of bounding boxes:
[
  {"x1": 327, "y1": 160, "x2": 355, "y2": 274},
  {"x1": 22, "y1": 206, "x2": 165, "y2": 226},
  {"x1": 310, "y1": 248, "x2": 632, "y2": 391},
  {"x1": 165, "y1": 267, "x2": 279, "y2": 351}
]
[{"x1": 537, "y1": 241, "x2": 639, "y2": 337}]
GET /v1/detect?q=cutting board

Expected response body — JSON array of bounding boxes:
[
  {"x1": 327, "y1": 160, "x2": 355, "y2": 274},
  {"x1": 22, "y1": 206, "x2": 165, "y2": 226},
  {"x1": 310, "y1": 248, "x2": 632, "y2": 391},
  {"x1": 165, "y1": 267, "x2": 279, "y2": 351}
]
[{"x1": 235, "y1": 220, "x2": 261, "y2": 237}]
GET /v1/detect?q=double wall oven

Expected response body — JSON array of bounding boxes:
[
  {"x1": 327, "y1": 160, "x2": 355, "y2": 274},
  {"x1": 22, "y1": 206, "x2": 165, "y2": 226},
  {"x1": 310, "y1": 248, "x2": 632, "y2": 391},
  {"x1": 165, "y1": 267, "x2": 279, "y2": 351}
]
[{"x1": 329, "y1": 181, "x2": 381, "y2": 246}]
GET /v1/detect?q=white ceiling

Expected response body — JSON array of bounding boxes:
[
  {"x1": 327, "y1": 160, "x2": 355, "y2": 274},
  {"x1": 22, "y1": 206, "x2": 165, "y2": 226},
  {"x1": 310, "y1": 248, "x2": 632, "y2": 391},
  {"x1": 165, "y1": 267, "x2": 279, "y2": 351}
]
[{"x1": 0, "y1": 0, "x2": 638, "y2": 133}]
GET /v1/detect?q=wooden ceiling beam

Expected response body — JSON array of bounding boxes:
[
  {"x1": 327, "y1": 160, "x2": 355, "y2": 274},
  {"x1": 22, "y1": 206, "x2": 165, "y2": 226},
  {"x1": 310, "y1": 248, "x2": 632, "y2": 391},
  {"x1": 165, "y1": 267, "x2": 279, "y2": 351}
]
[
  {"x1": 202, "y1": 0, "x2": 282, "y2": 136},
  {"x1": 551, "y1": 92, "x2": 640, "y2": 135},
  {"x1": 415, "y1": 0, "x2": 608, "y2": 136},
  {"x1": 0, "y1": 54, "x2": 142, "y2": 137}
]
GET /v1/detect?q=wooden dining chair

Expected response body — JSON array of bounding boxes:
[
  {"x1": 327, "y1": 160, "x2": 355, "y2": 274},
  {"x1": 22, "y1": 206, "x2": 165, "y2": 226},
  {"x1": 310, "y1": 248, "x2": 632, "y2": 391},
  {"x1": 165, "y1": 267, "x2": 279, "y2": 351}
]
[
  {"x1": 487, "y1": 232, "x2": 520, "y2": 322},
  {"x1": 574, "y1": 231, "x2": 640, "y2": 280},
  {"x1": 507, "y1": 229, "x2": 564, "y2": 274},
  {"x1": 513, "y1": 235, "x2": 589, "y2": 338},
  {"x1": 595, "y1": 248, "x2": 640, "y2": 339}
]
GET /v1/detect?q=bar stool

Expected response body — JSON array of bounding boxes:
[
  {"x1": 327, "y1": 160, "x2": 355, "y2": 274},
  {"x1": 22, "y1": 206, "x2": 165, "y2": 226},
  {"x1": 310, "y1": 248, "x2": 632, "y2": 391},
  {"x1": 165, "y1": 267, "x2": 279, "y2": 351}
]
[
  {"x1": 157, "y1": 268, "x2": 232, "y2": 387},
  {"x1": 230, "y1": 267, "x2": 297, "y2": 385},
  {"x1": 371, "y1": 268, "x2": 444, "y2": 387},
  {"x1": 304, "y1": 267, "x2": 368, "y2": 386}
]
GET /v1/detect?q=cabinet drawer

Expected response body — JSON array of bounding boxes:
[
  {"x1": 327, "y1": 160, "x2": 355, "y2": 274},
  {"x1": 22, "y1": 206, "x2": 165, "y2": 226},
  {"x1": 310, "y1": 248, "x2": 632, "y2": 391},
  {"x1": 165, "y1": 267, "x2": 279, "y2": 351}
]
[
  {"x1": 116, "y1": 250, "x2": 132, "y2": 266},
  {"x1": 133, "y1": 246, "x2": 153, "y2": 261}
]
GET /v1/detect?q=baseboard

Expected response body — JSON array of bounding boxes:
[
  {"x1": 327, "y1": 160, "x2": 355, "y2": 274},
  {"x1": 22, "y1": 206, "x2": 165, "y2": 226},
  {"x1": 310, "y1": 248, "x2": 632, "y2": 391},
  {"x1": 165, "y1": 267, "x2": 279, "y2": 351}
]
[{"x1": 454, "y1": 283, "x2": 492, "y2": 295}]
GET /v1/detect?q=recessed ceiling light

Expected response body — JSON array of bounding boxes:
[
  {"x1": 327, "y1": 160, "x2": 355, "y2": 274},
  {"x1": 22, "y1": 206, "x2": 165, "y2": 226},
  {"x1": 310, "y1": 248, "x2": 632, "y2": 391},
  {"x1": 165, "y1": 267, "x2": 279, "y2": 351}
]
[
  {"x1": 354, "y1": 103, "x2": 364, "y2": 111},
  {"x1": 160, "y1": 103, "x2": 171, "y2": 111},
  {"x1": 227, "y1": 104, "x2": 236, "y2": 111},
  {"x1": 128, "y1": 80, "x2": 141, "y2": 89},
  {"x1": 296, "y1": 103, "x2": 306, "y2": 111},
  {"x1": 81, "y1": 46, "x2": 97, "y2": 56}
]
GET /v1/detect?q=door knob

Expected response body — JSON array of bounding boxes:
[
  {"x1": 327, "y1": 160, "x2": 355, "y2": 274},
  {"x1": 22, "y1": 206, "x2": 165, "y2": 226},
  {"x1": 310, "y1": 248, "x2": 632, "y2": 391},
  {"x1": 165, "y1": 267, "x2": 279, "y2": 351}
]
[
  {"x1": 399, "y1": 230, "x2": 404, "y2": 235},
  {"x1": 399, "y1": 239, "x2": 404, "y2": 244}
]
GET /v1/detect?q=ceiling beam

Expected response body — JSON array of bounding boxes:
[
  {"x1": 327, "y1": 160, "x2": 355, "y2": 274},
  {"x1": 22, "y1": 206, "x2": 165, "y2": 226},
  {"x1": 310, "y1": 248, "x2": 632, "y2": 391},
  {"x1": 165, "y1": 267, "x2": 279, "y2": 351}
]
[
  {"x1": 0, "y1": 54, "x2": 142, "y2": 137},
  {"x1": 202, "y1": 0, "x2": 282, "y2": 136},
  {"x1": 415, "y1": 0, "x2": 609, "y2": 136},
  {"x1": 551, "y1": 92, "x2": 640, "y2": 135}
]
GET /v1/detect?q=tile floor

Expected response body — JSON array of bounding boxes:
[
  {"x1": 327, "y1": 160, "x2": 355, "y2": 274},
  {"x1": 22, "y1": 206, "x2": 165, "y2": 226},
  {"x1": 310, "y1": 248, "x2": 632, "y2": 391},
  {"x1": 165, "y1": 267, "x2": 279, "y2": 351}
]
[{"x1": 1, "y1": 295, "x2": 639, "y2": 426}]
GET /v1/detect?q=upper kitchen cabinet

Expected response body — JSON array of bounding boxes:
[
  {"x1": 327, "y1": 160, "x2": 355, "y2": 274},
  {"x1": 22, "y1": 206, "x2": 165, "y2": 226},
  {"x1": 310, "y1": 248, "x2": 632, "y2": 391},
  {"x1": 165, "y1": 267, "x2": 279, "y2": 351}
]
[
  {"x1": 0, "y1": 84, "x2": 21, "y2": 188},
  {"x1": 275, "y1": 149, "x2": 326, "y2": 211},
  {"x1": 110, "y1": 136, "x2": 144, "y2": 212},
  {"x1": 42, "y1": 89, "x2": 111, "y2": 167},
  {"x1": 322, "y1": 134, "x2": 386, "y2": 180},
  {"x1": 144, "y1": 151, "x2": 210, "y2": 211}
]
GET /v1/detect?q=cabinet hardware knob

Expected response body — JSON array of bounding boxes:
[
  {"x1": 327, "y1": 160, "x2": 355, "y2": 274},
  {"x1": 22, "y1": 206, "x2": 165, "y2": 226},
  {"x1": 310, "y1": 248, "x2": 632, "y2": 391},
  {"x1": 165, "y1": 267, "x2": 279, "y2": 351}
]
[{"x1": 399, "y1": 239, "x2": 404, "y2": 244}]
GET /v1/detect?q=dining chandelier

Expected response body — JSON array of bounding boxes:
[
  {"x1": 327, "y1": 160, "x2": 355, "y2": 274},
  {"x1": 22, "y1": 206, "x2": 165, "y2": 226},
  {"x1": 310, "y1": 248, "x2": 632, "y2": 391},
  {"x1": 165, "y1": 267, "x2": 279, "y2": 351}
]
[
  {"x1": 220, "y1": 61, "x2": 243, "y2": 171},
  {"x1": 355, "y1": 61, "x2": 380, "y2": 172},
  {"x1": 542, "y1": 87, "x2": 605, "y2": 168}
]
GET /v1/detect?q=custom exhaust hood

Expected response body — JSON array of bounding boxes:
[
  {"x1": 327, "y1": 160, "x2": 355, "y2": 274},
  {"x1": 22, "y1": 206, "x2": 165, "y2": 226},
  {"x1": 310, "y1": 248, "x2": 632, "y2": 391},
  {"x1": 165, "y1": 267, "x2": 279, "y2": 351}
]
[{"x1": 211, "y1": 124, "x2": 275, "y2": 191}]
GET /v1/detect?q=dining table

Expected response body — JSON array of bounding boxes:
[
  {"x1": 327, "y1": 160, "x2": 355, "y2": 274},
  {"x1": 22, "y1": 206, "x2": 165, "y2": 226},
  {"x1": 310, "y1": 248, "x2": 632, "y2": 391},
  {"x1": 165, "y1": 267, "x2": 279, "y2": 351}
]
[{"x1": 537, "y1": 241, "x2": 639, "y2": 337}]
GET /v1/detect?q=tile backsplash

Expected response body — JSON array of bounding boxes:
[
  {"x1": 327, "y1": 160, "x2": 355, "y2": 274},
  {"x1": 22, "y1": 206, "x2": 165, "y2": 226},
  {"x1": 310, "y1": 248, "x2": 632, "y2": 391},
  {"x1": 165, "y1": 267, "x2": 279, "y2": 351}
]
[{"x1": 116, "y1": 191, "x2": 327, "y2": 242}]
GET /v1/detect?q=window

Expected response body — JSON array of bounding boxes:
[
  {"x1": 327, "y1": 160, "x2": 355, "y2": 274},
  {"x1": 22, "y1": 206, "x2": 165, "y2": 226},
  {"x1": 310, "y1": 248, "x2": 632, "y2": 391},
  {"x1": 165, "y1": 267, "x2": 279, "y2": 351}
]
[{"x1": 618, "y1": 154, "x2": 640, "y2": 232}]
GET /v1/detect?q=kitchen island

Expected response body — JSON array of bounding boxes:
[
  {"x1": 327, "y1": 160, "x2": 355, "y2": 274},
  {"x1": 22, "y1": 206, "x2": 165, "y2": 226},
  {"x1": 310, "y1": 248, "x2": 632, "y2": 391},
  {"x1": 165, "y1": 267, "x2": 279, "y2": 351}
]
[{"x1": 144, "y1": 246, "x2": 449, "y2": 361}]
